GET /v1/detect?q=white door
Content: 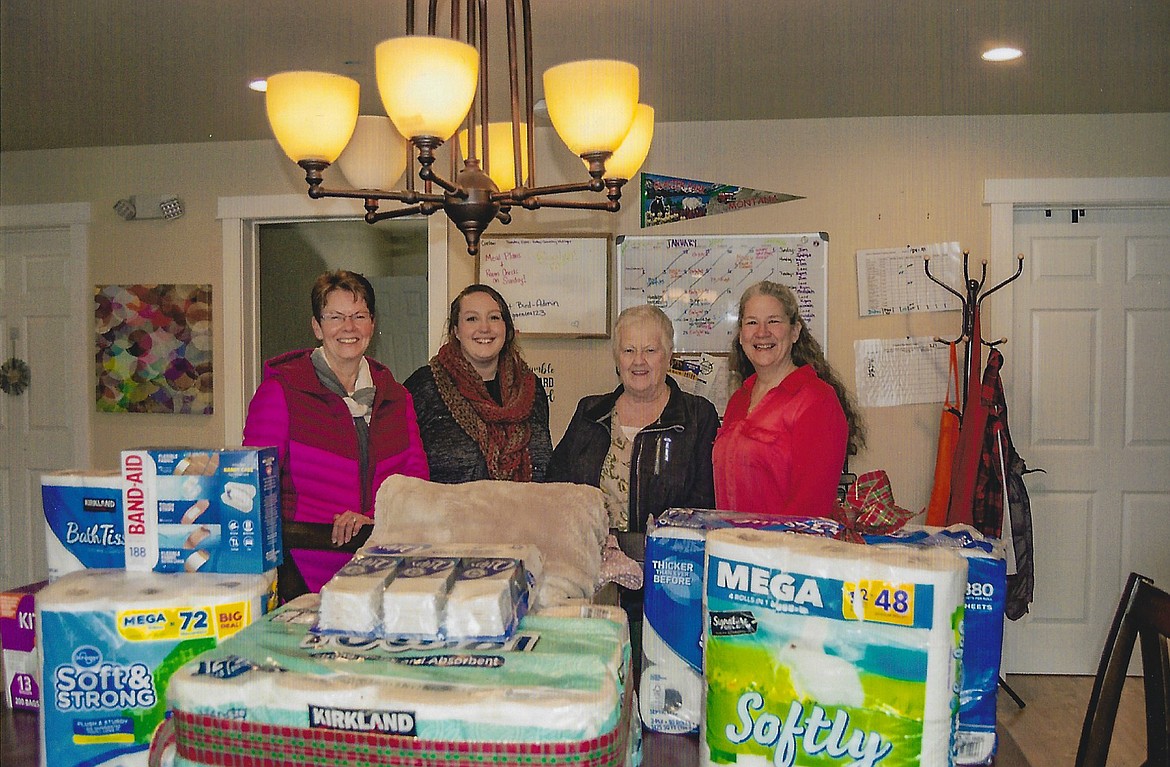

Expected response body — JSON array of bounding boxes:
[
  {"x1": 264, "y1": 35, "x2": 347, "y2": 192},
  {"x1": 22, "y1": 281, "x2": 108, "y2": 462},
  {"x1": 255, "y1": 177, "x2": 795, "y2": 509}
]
[
  {"x1": 369, "y1": 275, "x2": 430, "y2": 380},
  {"x1": 1003, "y1": 205, "x2": 1170, "y2": 673},
  {"x1": 0, "y1": 210, "x2": 91, "y2": 590}
]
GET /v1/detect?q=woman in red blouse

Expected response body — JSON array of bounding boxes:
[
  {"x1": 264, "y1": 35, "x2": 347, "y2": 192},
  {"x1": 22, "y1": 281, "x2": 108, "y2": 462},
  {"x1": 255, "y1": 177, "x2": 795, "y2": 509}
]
[{"x1": 713, "y1": 281, "x2": 865, "y2": 517}]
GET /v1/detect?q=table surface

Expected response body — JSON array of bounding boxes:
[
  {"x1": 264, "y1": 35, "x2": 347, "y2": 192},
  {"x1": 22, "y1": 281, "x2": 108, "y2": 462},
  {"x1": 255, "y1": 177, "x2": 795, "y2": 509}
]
[{"x1": 4, "y1": 704, "x2": 1030, "y2": 767}]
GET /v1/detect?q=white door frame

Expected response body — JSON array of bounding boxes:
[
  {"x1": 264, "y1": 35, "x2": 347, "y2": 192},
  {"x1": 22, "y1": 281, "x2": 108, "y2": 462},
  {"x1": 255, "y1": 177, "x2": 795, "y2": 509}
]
[
  {"x1": 0, "y1": 202, "x2": 93, "y2": 466},
  {"x1": 218, "y1": 195, "x2": 448, "y2": 442}
]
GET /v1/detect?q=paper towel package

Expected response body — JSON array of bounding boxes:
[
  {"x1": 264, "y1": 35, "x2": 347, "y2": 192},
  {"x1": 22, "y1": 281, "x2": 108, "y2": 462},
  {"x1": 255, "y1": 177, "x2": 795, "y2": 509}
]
[
  {"x1": 702, "y1": 528, "x2": 967, "y2": 767},
  {"x1": 164, "y1": 594, "x2": 633, "y2": 767},
  {"x1": 37, "y1": 568, "x2": 276, "y2": 767},
  {"x1": 865, "y1": 525, "x2": 1008, "y2": 765},
  {"x1": 42, "y1": 470, "x2": 126, "y2": 579},
  {"x1": 121, "y1": 447, "x2": 282, "y2": 574},
  {"x1": 641, "y1": 509, "x2": 844, "y2": 734},
  {"x1": 318, "y1": 547, "x2": 533, "y2": 641},
  {"x1": 1, "y1": 581, "x2": 46, "y2": 711}
]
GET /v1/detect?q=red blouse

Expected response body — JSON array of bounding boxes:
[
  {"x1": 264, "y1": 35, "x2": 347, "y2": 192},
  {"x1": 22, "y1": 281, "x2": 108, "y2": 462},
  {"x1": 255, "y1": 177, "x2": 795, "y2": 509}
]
[{"x1": 713, "y1": 365, "x2": 847, "y2": 517}]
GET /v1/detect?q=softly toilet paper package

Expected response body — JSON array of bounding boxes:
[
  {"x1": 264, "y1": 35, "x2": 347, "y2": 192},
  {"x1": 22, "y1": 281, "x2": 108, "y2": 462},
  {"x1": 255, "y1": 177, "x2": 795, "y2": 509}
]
[
  {"x1": 164, "y1": 595, "x2": 633, "y2": 766},
  {"x1": 121, "y1": 447, "x2": 282, "y2": 574},
  {"x1": 702, "y1": 528, "x2": 966, "y2": 767},
  {"x1": 641, "y1": 509, "x2": 844, "y2": 734},
  {"x1": 42, "y1": 470, "x2": 126, "y2": 579},
  {"x1": 37, "y1": 568, "x2": 276, "y2": 767},
  {"x1": 864, "y1": 525, "x2": 1007, "y2": 765}
]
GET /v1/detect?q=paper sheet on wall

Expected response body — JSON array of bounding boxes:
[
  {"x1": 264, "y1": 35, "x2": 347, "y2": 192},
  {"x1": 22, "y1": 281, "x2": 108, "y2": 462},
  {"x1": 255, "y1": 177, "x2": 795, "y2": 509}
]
[
  {"x1": 855, "y1": 336, "x2": 951, "y2": 407},
  {"x1": 670, "y1": 353, "x2": 730, "y2": 414},
  {"x1": 857, "y1": 242, "x2": 962, "y2": 316}
]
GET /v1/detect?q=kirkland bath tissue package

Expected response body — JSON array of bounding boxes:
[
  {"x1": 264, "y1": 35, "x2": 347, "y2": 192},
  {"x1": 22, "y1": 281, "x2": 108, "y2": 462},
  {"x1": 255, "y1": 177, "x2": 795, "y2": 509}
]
[
  {"x1": 37, "y1": 568, "x2": 276, "y2": 767},
  {"x1": 865, "y1": 525, "x2": 1007, "y2": 765},
  {"x1": 164, "y1": 595, "x2": 633, "y2": 767},
  {"x1": 641, "y1": 509, "x2": 844, "y2": 734},
  {"x1": 121, "y1": 447, "x2": 282, "y2": 574},
  {"x1": 702, "y1": 528, "x2": 966, "y2": 767},
  {"x1": 42, "y1": 470, "x2": 126, "y2": 579}
]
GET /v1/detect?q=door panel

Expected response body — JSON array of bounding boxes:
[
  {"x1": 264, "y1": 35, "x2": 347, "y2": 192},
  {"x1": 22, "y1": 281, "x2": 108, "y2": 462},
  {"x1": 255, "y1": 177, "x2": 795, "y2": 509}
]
[{"x1": 1006, "y1": 206, "x2": 1170, "y2": 673}]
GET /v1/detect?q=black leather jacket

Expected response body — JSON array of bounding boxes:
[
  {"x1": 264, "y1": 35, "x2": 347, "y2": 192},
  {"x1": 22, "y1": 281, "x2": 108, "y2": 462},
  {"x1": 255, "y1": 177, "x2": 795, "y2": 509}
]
[{"x1": 547, "y1": 378, "x2": 718, "y2": 534}]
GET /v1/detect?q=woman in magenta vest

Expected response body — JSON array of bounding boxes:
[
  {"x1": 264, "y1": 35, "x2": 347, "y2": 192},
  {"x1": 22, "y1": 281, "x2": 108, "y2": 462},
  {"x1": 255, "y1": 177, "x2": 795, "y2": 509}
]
[{"x1": 243, "y1": 270, "x2": 429, "y2": 594}]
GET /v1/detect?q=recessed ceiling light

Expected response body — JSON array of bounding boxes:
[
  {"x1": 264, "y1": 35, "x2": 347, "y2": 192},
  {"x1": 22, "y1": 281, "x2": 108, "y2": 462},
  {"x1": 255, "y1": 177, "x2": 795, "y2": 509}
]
[
  {"x1": 982, "y1": 47, "x2": 1023, "y2": 62},
  {"x1": 248, "y1": 78, "x2": 268, "y2": 92}
]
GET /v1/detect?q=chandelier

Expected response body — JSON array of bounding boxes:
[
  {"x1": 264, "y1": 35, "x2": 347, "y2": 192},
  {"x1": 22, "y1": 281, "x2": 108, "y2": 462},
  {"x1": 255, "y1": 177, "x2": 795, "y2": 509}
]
[{"x1": 264, "y1": 0, "x2": 654, "y2": 256}]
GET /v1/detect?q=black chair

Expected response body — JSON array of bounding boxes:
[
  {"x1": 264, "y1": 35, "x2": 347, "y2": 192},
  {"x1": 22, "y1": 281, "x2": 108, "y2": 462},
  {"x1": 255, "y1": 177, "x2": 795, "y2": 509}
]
[
  {"x1": 1075, "y1": 572, "x2": 1170, "y2": 767},
  {"x1": 277, "y1": 520, "x2": 371, "y2": 603}
]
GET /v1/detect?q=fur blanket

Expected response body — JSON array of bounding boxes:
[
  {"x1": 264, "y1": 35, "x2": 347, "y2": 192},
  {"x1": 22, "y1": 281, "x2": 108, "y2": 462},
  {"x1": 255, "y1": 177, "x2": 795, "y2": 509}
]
[{"x1": 370, "y1": 475, "x2": 608, "y2": 605}]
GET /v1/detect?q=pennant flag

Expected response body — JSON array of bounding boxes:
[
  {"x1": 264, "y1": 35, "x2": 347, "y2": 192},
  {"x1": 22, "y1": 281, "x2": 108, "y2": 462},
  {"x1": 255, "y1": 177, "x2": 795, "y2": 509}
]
[{"x1": 640, "y1": 172, "x2": 804, "y2": 228}]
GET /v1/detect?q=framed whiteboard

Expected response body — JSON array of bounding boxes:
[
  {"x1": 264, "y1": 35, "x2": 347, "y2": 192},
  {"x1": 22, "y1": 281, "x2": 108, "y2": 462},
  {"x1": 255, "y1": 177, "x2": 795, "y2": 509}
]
[
  {"x1": 477, "y1": 235, "x2": 610, "y2": 337},
  {"x1": 617, "y1": 233, "x2": 828, "y2": 353}
]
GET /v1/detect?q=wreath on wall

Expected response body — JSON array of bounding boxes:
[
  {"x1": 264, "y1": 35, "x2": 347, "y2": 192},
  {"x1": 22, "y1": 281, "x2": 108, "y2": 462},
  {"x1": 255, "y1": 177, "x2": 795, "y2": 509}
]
[{"x1": 0, "y1": 357, "x2": 31, "y2": 396}]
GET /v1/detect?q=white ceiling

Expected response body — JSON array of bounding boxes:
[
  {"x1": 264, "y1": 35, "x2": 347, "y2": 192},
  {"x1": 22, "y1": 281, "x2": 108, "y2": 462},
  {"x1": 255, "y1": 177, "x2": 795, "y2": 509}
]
[{"x1": 2, "y1": 0, "x2": 1168, "y2": 153}]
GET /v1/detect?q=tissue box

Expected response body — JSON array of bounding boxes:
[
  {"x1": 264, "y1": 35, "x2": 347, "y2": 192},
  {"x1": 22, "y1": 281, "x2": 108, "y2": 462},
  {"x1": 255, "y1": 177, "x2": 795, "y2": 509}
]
[
  {"x1": 640, "y1": 509, "x2": 844, "y2": 734},
  {"x1": 41, "y1": 470, "x2": 126, "y2": 579},
  {"x1": 1, "y1": 581, "x2": 46, "y2": 711},
  {"x1": 865, "y1": 525, "x2": 1008, "y2": 765},
  {"x1": 37, "y1": 569, "x2": 275, "y2": 767},
  {"x1": 121, "y1": 447, "x2": 282, "y2": 573}
]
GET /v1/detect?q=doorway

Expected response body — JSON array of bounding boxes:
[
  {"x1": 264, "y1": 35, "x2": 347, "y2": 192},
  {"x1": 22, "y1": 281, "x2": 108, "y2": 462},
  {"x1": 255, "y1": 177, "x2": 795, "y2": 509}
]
[
  {"x1": 256, "y1": 219, "x2": 430, "y2": 382},
  {"x1": 986, "y1": 178, "x2": 1170, "y2": 674},
  {"x1": 218, "y1": 194, "x2": 449, "y2": 443},
  {"x1": 0, "y1": 203, "x2": 91, "y2": 590}
]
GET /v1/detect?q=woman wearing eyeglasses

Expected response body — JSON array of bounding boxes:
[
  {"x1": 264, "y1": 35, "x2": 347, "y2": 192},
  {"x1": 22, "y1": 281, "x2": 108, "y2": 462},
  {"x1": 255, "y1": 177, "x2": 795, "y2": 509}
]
[
  {"x1": 404, "y1": 284, "x2": 553, "y2": 484},
  {"x1": 243, "y1": 270, "x2": 429, "y2": 594}
]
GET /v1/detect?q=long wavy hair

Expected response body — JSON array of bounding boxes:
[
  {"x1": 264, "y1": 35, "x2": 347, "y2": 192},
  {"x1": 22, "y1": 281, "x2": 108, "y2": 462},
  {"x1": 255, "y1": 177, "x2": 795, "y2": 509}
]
[{"x1": 730, "y1": 280, "x2": 867, "y2": 455}]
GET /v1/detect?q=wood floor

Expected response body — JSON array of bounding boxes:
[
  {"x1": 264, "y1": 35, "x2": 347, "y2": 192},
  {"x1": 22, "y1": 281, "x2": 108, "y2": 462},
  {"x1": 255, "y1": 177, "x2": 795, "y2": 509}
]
[{"x1": 997, "y1": 674, "x2": 1147, "y2": 767}]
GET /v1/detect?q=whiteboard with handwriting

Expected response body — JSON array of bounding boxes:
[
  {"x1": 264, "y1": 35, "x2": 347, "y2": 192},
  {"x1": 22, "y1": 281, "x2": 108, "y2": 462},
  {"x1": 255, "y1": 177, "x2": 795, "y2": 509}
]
[
  {"x1": 617, "y1": 233, "x2": 828, "y2": 353},
  {"x1": 478, "y1": 235, "x2": 610, "y2": 337}
]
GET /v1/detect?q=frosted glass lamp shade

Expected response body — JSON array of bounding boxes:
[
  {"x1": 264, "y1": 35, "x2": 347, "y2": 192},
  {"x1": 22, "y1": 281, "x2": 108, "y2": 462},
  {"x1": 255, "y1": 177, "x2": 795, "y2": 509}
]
[
  {"x1": 376, "y1": 36, "x2": 478, "y2": 142},
  {"x1": 336, "y1": 116, "x2": 409, "y2": 190},
  {"x1": 265, "y1": 71, "x2": 360, "y2": 164},
  {"x1": 600, "y1": 104, "x2": 654, "y2": 180},
  {"x1": 543, "y1": 59, "x2": 639, "y2": 156},
  {"x1": 459, "y1": 122, "x2": 529, "y2": 192}
]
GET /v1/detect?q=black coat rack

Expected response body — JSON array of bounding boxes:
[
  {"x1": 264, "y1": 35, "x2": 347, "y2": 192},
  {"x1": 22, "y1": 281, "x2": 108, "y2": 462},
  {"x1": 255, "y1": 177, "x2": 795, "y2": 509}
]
[
  {"x1": 924, "y1": 250, "x2": 1027, "y2": 710},
  {"x1": 924, "y1": 250, "x2": 1023, "y2": 405}
]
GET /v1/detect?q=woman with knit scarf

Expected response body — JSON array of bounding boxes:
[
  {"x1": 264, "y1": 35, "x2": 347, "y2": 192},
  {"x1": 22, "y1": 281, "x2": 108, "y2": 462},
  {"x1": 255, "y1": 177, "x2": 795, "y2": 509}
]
[{"x1": 404, "y1": 284, "x2": 553, "y2": 484}]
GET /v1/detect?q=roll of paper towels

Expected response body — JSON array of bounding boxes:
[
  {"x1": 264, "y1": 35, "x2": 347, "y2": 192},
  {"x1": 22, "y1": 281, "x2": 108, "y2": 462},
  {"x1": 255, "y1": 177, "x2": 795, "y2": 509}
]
[
  {"x1": 37, "y1": 568, "x2": 276, "y2": 767},
  {"x1": 702, "y1": 528, "x2": 966, "y2": 767}
]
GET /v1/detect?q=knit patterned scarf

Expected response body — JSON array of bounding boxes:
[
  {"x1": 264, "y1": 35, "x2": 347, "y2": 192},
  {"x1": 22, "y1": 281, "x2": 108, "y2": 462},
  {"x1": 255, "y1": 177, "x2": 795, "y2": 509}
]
[{"x1": 430, "y1": 340, "x2": 536, "y2": 481}]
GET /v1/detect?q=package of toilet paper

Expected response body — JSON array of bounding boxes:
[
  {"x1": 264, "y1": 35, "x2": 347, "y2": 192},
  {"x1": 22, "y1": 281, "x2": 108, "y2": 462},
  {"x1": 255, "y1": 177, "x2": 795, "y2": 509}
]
[
  {"x1": 641, "y1": 509, "x2": 844, "y2": 734},
  {"x1": 318, "y1": 547, "x2": 534, "y2": 641},
  {"x1": 121, "y1": 447, "x2": 282, "y2": 574},
  {"x1": 165, "y1": 595, "x2": 633, "y2": 767},
  {"x1": 37, "y1": 568, "x2": 276, "y2": 767},
  {"x1": 42, "y1": 470, "x2": 126, "y2": 579},
  {"x1": 702, "y1": 528, "x2": 966, "y2": 767},
  {"x1": 864, "y1": 525, "x2": 1007, "y2": 765}
]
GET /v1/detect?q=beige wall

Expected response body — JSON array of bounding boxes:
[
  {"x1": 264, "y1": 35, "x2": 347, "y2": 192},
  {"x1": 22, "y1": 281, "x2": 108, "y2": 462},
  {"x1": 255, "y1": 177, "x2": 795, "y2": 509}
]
[{"x1": 3, "y1": 113, "x2": 1168, "y2": 511}]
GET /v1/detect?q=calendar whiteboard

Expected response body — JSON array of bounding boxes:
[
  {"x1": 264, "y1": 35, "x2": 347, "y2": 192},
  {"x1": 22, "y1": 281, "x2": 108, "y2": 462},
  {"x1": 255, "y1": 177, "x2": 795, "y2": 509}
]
[{"x1": 617, "y1": 233, "x2": 828, "y2": 353}]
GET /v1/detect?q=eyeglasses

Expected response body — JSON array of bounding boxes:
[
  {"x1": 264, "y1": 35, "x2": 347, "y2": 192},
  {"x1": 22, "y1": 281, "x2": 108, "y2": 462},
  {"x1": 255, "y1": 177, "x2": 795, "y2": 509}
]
[{"x1": 320, "y1": 311, "x2": 373, "y2": 325}]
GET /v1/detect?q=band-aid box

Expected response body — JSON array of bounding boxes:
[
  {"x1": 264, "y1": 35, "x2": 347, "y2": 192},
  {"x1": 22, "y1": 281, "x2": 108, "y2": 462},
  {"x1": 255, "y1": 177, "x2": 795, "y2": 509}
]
[{"x1": 121, "y1": 447, "x2": 283, "y2": 574}]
